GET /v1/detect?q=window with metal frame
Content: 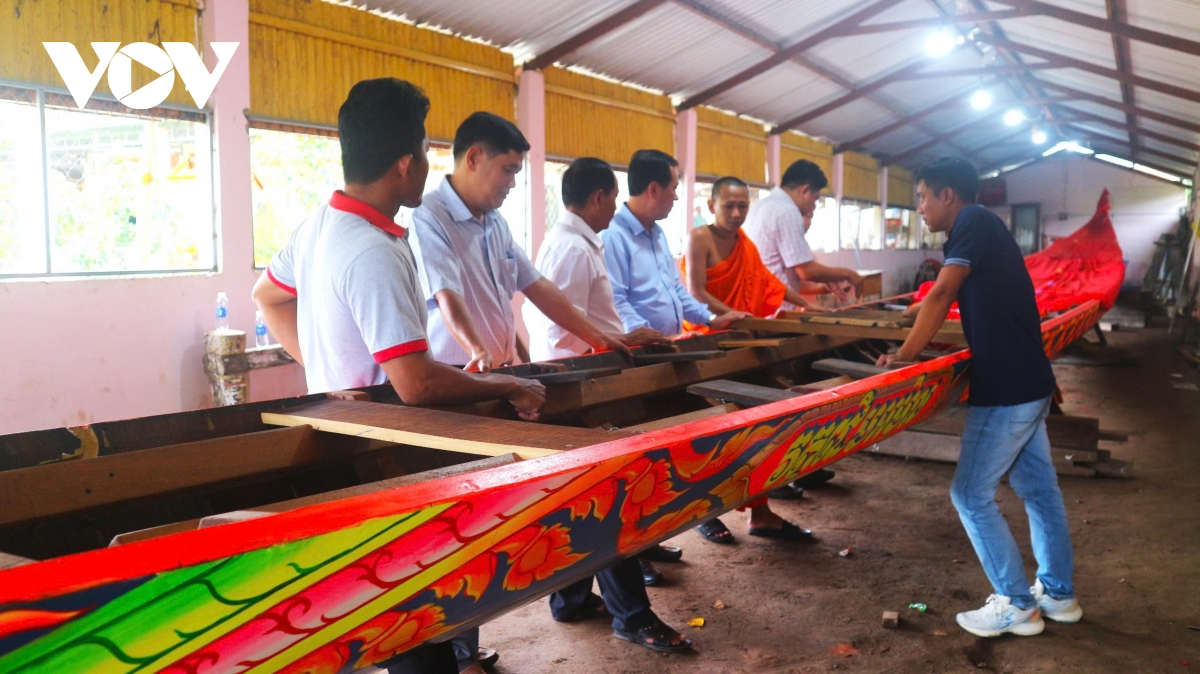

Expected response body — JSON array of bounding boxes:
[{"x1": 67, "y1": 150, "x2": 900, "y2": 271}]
[{"x1": 0, "y1": 83, "x2": 214, "y2": 278}]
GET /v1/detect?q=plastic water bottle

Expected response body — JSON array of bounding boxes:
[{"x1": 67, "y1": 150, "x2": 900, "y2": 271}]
[
  {"x1": 215, "y1": 292, "x2": 229, "y2": 330},
  {"x1": 255, "y1": 310, "x2": 269, "y2": 348}
]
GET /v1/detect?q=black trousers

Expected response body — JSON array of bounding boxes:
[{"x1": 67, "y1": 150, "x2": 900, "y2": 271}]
[
  {"x1": 548, "y1": 557, "x2": 657, "y2": 633},
  {"x1": 381, "y1": 640, "x2": 458, "y2": 674}
]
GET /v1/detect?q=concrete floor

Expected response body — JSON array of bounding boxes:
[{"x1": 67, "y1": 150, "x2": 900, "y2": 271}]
[{"x1": 478, "y1": 326, "x2": 1200, "y2": 673}]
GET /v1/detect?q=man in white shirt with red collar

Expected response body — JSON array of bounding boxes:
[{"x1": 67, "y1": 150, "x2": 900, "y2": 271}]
[{"x1": 253, "y1": 78, "x2": 542, "y2": 674}]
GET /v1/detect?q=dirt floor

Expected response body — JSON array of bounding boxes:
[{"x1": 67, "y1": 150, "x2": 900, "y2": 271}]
[{"x1": 479, "y1": 325, "x2": 1200, "y2": 673}]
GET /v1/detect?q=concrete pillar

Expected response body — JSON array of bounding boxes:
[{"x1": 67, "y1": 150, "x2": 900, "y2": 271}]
[
  {"x1": 675, "y1": 107, "x2": 698, "y2": 242},
  {"x1": 767, "y1": 134, "x2": 781, "y2": 187},
  {"x1": 202, "y1": 0, "x2": 253, "y2": 276},
  {"x1": 517, "y1": 69, "x2": 547, "y2": 257}
]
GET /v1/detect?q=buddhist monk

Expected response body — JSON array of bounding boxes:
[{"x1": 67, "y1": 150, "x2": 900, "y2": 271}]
[{"x1": 680, "y1": 175, "x2": 819, "y2": 542}]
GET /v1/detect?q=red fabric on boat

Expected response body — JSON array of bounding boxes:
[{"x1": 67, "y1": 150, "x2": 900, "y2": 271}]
[
  {"x1": 913, "y1": 190, "x2": 1124, "y2": 317},
  {"x1": 1024, "y1": 189, "x2": 1125, "y2": 313}
]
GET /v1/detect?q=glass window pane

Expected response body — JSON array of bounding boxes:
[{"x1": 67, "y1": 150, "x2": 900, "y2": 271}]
[
  {"x1": 497, "y1": 154, "x2": 530, "y2": 254},
  {"x1": 250, "y1": 128, "x2": 342, "y2": 268},
  {"x1": 857, "y1": 204, "x2": 881, "y2": 250},
  {"x1": 808, "y1": 196, "x2": 839, "y2": 253},
  {"x1": 44, "y1": 106, "x2": 213, "y2": 273},
  {"x1": 693, "y1": 181, "x2": 714, "y2": 228},
  {"x1": 0, "y1": 96, "x2": 46, "y2": 274}
]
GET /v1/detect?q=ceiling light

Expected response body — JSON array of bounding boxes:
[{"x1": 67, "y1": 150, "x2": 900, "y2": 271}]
[
  {"x1": 1003, "y1": 109, "x2": 1024, "y2": 126},
  {"x1": 1032, "y1": 130, "x2": 1047, "y2": 145},
  {"x1": 925, "y1": 31, "x2": 957, "y2": 58},
  {"x1": 1095, "y1": 154, "x2": 1134, "y2": 169},
  {"x1": 1043, "y1": 141, "x2": 1093, "y2": 157},
  {"x1": 970, "y1": 90, "x2": 993, "y2": 110}
]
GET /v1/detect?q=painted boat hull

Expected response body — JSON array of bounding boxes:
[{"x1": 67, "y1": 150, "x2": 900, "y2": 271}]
[{"x1": 0, "y1": 301, "x2": 1101, "y2": 673}]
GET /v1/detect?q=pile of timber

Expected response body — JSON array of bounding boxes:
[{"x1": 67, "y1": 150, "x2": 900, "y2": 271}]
[{"x1": 871, "y1": 406, "x2": 1132, "y2": 478}]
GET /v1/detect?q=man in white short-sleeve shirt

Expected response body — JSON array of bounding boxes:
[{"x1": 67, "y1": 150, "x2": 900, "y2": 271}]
[
  {"x1": 524, "y1": 158, "x2": 666, "y2": 361},
  {"x1": 744, "y1": 159, "x2": 863, "y2": 308},
  {"x1": 411, "y1": 112, "x2": 631, "y2": 373},
  {"x1": 252, "y1": 80, "x2": 544, "y2": 674}
]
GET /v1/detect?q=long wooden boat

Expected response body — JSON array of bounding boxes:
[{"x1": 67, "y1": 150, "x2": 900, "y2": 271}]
[{"x1": 0, "y1": 298, "x2": 1102, "y2": 673}]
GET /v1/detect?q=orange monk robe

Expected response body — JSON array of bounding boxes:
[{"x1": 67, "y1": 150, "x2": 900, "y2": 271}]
[{"x1": 682, "y1": 230, "x2": 788, "y2": 332}]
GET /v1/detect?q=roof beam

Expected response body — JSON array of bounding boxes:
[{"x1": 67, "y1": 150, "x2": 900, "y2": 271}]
[
  {"x1": 1036, "y1": 81, "x2": 1200, "y2": 136},
  {"x1": 678, "y1": 0, "x2": 908, "y2": 110},
  {"x1": 775, "y1": 59, "x2": 933, "y2": 133},
  {"x1": 1105, "y1": 0, "x2": 1139, "y2": 160},
  {"x1": 840, "y1": 9, "x2": 1037, "y2": 36},
  {"x1": 1071, "y1": 131, "x2": 1198, "y2": 169},
  {"x1": 1048, "y1": 104, "x2": 1200, "y2": 154},
  {"x1": 883, "y1": 115, "x2": 1003, "y2": 166},
  {"x1": 997, "y1": 0, "x2": 1200, "y2": 58},
  {"x1": 522, "y1": 0, "x2": 670, "y2": 71},
  {"x1": 986, "y1": 36, "x2": 1200, "y2": 105},
  {"x1": 894, "y1": 63, "x2": 1063, "y2": 80}
]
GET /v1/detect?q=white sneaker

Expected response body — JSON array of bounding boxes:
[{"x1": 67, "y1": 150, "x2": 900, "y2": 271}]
[
  {"x1": 1032, "y1": 579, "x2": 1083, "y2": 623},
  {"x1": 955, "y1": 594, "x2": 1045, "y2": 637}
]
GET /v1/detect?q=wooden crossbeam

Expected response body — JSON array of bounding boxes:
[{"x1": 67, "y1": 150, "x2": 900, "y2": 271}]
[
  {"x1": 734, "y1": 317, "x2": 967, "y2": 345},
  {"x1": 717, "y1": 339, "x2": 790, "y2": 348},
  {"x1": 686, "y1": 380, "x2": 801, "y2": 407},
  {"x1": 625, "y1": 403, "x2": 741, "y2": 433},
  {"x1": 810, "y1": 359, "x2": 890, "y2": 380},
  {"x1": 263, "y1": 400, "x2": 628, "y2": 459},
  {"x1": 522, "y1": 0, "x2": 670, "y2": 71}
]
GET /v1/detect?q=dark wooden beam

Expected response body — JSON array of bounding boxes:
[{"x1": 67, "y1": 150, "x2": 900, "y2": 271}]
[
  {"x1": 841, "y1": 9, "x2": 1036, "y2": 36},
  {"x1": 998, "y1": 0, "x2": 1200, "y2": 58},
  {"x1": 986, "y1": 36, "x2": 1200, "y2": 105},
  {"x1": 1065, "y1": 127, "x2": 1198, "y2": 168},
  {"x1": 1036, "y1": 81, "x2": 1200, "y2": 136},
  {"x1": 1049, "y1": 104, "x2": 1200, "y2": 154},
  {"x1": 678, "y1": 0, "x2": 908, "y2": 110},
  {"x1": 522, "y1": 0, "x2": 670, "y2": 71},
  {"x1": 894, "y1": 63, "x2": 1064, "y2": 80},
  {"x1": 883, "y1": 115, "x2": 1002, "y2": 166},
  {"x1": 775, "y1": 59, "x2": 933, "y2": 133},
  {"x1": 1105, "y1": 0, "x2": 1139, "y2": 159}
]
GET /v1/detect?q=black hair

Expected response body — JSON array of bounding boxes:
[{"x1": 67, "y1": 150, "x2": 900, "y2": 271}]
[
  {"x1": 914, "y1": 156, "x2": 979, "y2": 204},
  {"x1": 562, "y1": 157, "x2": 617, "y2": 208},
  {"x1": 452, "y1": 111, "x2": 530, "y2": 161},
  {"x1": 711, "y1": 175, "x2": 748, "y2": 199},
  {"x1": 628, "y1": 149, "x2": 678, "y2": 196},
  {"x1": 338, "y1": 78, "x2": 430, "y2": 185},
  {"x1": 780, "y1": 159, "x2": 829, "y2": 192}
]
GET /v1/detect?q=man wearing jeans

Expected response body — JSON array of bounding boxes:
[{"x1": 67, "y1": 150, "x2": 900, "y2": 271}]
[{"x1": 877, "y1": 156, "x2": 1081, "y2": 638}]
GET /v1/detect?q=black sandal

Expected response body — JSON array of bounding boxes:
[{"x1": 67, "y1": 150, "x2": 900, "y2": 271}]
[
  {"x1": 695, "y1": 518, "x2": 736, "y2": 544},
  {"x1": 614, "y1": 619, "x2": 693, "y2": 654},
  {"x1": 556, "y1": 594, "x2": 611, "y2": 623},
  {"x1": 747, "y1": 520, "x2": 814, "y2": 541}
]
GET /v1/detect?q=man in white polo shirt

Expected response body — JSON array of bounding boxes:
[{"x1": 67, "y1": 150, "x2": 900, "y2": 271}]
[
  {"x1": 252, "y1": 78, "x2": 541, "y2": 674},
  {"x1": 411, "y1": 112, "x2": 632, "y2": 374}
]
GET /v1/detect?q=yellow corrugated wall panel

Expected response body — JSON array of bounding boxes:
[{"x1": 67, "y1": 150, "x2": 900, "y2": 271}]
[
  {"x1": 888, "y1": 166, "x2": 915, "y2": 208},
  {"x1": 779, "y1": 131, "x2": 833, "y2": 182},
  {"x1": 695, "y1": 107, "x2": 766, "y2": 184},
  {"x1": 843, "y1": 151, "x2": 880, "y2": 202},
  {"x1": 0, "y1": 0, "x2": 199, "y2": 106},
  {"x1": 248, "y1": 0, "x2": 515, "y2": 140},
  {"x1": 544, "y1": 67, "x2": 675, "y2": 166}
]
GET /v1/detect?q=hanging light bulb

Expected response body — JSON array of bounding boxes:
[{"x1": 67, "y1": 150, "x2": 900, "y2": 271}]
[
  {"x1": 925, "y1": 31, "x2": 957, "y2": 57},
  {"x1": 1004, "y1": 109, "x2": 1025, "y2": 126},
  {"x1": 971, "y1": 90, "x2": 993, "y2": 110}
]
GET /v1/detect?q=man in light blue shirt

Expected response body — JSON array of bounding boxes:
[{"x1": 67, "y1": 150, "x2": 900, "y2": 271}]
[{"x1": 601, "y1": 149, "x2": 747, "y2": 336}]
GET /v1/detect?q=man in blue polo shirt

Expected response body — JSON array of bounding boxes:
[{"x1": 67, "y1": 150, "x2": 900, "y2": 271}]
[{"x1": 878, "y1": 156, "x2": 1080, "y2": 638}]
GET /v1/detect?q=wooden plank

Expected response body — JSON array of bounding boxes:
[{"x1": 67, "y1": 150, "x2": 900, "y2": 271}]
[
  {"x1": 624, "y1": 404, "x2": 741, "y2": 433},
  {"x1": 790, "y1": 375, "x2": 853, "y2": 393},
  {"x1": 263, "y1": 400, "x2": 628, "y2": 459},
  {"x1": 870, "y1": 431, "x2": 1100, "y2": 476},
  {"x1": 542, "y1": 334, "x2": 861, "y2": 417},
  {"x1": 913, "y1": 407, "x2": 1102, "y2": 450},
  {"x1": 632, "y1": 350, "x2": 726, "y2": 365},
  {"x1": 0, "y1": 426, "x2": 357, "y2": 527},
  {"x1": 111, "y1": 453, "x2": 524, "y2": 546},
  {"x1": 811, "y1": 359, "x2": 890, "y2": 380},
  {"x1": 521, "y1": 366, "x2": 622, "y2": 384},
  {"x1": 0, "y1": 551, "x2": 33, "y2": 570},
  {"x1": 717, "y1": 339, "x2": 789, "y2": 348},
  {"x1": 205, "y1": 345, "x2": 296, "y2": 376},
  {"x1": 686, "y1": 380, "x2": 801, "y2": 407},
  {"x1": 734, "y1": 317, "x2": 968, "y2": 344}
]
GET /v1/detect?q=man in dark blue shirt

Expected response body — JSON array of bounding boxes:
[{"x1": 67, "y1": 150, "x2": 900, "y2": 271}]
[{"x1": 878, "y1": 156, "x2": 1081, "y2": 638}]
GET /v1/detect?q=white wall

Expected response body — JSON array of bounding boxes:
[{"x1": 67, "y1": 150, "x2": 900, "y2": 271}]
[{"x1": 994, "y1": 155, "x2": 1188, "y2": 287}]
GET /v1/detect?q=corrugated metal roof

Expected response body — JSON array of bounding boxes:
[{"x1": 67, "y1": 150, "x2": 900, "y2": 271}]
[{"x1": 343, "y1": 0, "x2": 1200, "y2": 176}]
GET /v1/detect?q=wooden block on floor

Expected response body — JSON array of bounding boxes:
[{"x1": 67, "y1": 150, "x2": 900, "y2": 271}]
[
  {"x1": 263, "y1": 400, "x2": 630, "y2": 459},
  {"x1": 914, "y1": 407, "x2": 1104, "y2": 451},
  {"x1": 811, "y1": 358, "x2": 889, "y2": 380},
  {"x1": 871, "y1": 431, "x2": 1106, "y2": 478},
  {"x1": 686, "y1": 380, "x2": 801, "y2": 407},
  {"x1": 882, "y1": 611, "x2": 900, "y2": 629}
]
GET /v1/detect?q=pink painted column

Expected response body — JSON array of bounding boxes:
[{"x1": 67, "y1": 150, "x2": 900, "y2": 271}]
[
  {"x1": 767, "y1": 134, "x2": 781, "y2": 187},
  {"x1": 879, "y1": 165, "x2": 889, "y2": 209},
  {"x1": 831, "y1": 153, "x2": 845, "y2": 249},
  {"x1": 203, "y1": 0, "x2": 253, "y2": 279},
  {"x1": 517, "y1": 69, "x2": 547, "y2": 257},
  {"x1": 674, "y1": 107, "x2": 698, "y2": 244}
]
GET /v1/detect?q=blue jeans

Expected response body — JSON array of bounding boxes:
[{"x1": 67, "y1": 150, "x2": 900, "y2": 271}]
[{"x1": 951, "y1": 396, "x2": 1075, "y2": 609}]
